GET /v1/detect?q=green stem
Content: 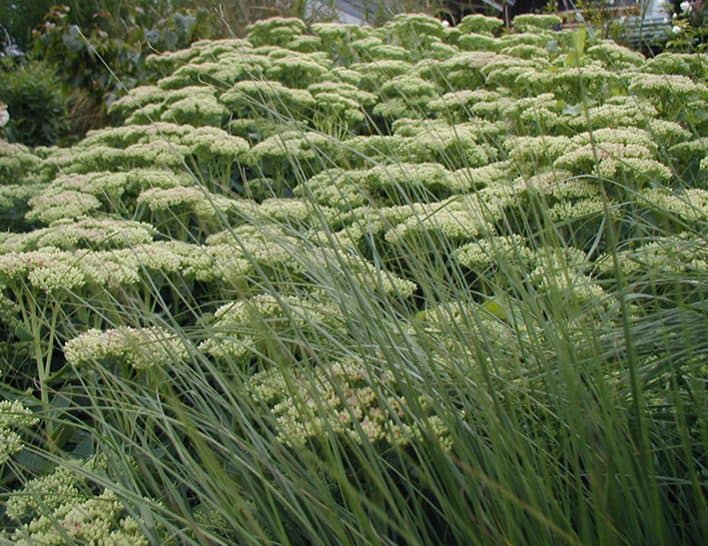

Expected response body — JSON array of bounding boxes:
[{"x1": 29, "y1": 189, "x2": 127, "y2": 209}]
[{"x1": 18, "y1": 285, "x2": 59, "y2": 451}]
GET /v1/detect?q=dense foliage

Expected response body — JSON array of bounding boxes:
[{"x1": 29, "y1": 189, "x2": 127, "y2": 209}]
[
  {"x1": 0, "y1": 12, "x2": 706, "y2": 545},
  {"x1": 0, "y1": 60, "x2": 70, "y2": 147},
  {"x1": 1, "y1": 2, "x2": 219, "y2": 146}
]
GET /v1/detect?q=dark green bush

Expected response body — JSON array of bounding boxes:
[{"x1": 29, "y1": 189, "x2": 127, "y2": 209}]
[
  {"x1": 0, "y1": 60, "x2": 69, "y2": 147},
  {"x1": 0, "y1": 1, "x2": 185, "y2": 48},
  {"x1": 29, "y1": 4, "x2": 217, "y2": 138}
]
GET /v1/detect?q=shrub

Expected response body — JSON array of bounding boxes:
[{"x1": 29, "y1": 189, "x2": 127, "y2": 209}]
[
  {"x1": 28, "y1": 3, "x2": 218, "y2": 139},
  {"x1": 0, "y1": 60, "x2": 69, "y2": 146}
]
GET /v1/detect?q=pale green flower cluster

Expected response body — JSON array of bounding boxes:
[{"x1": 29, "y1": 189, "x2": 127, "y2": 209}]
[
  {"x1": 0, "y1": 217, "x2": 156, "y2": 253},
  {"x1": 457, "y1": 237, "x2": 616, "y2": 315},
  {"x1": 546, "y1": 197, "x2": 609, "y2": 224},
  {"x1": 40, "y1": 141, "x2": 188, "y2": 176},
  {"x1": 501, "y1": 43, "x2": 550, "y2": 60},
  {"x1": 10, "y1": 489, "x2": 150, "y2": 546},
  {"x1": 249, "y1": 357, "x2": 450, "y2": 449},
  {"x1": 427, "y1": 89, "x2": 500, "y2": 121},
  {"x1": 640, "y1": 188, "x2": 708, "y2": 224},
  {"x1": 457, "y1": 13, "x2": 504, "y2": 35},
  {"x1": 0, "y1": 182, "x2": 47, "y2": 229},
  {"x1": 64, "y1": 326, "x2": 189, "y2": 371},
  {"x1": 451, "y1": 161, "x2": 512, "y2": 192},
  {"x1": 35, "y1": 168, "x2": 192, "y2": 220},
  {"x1": 595, "y1": 234, "x2": 707, "y2": 277},
  {"x1": 26, "y1": 189, "x2": 102, "y2": 224},
  {"x1": 220, "y1": 80, "x2": 316, "y2": 120},
  {"x1": 308, "y1": 80, "x2": 377, "y2": 107},
  {"x1": 205, "y1": 240, "x2": 289, "y2": 285},
  {"x1": 294, "y1": 168, "x2": 370, "y2": 210},
  {"x1": 640, "y1": 52, "x2": 707, "y2": 81},
  {"x1": 255, "y1": 197, "x2": 340, "y2": 227},
  {"x1": 528, "y1": 249, "x2": 615, "y2": 312},
  {"x1": 385, "y1": 13, "x2": 447, "y2": 50},
  {"x1": 243, "y1": 130, "x2": 345, "y2": 181},
  {"x1": 246, "y1": 17, "x2": 308, "y2": 48},
  {"x1": 28, "y1": 134, "x2": 247, "y2": 223},
  {"x1": 200, "y1": 293, "x2": 344, "y2": 364},
  {"x1": 458, "y1": 32, "x2": 501, "y2": 52},
  {"x1": 5, "y1": 458, "x2": 103, "y2": 521},
  {"x1": 384, "y1": 200, "x2": 497, "y2": 246},
  {"x1": 4, "y1": 456, "x2": 151, "y2": 545},
  {"x1": 499, "y1": 30, "x2": 554, "y2": 49},
  {"x1": 0, "y1": 400, "x2": 37, "y2": 465},
  {"x1": 554, "y1": 139, "x2": 671, "y2": 186},
  {"x1": 483, "y1": 56, "x2": 552, "y2": 92},
  {"x1": 0, "y1": 139, "x2": 41, "y2": 181},
  {"x1": 53, "y1": 168, "x2": 188, "y2": 196},
  {"x1": 337, "y1": 121, "x2": 499, "y2": 171},
  {"x1": 571, "y1": 99, "x2": 659, "y2": 132},
  {"x1": 107, "y1": 84, "x2": 163, "y2": 120},
  {"x1": 511, "y1": 14, "x2": 562, "y2": 32},
  {"x1": 415, "y1": 299, "x2": 531, "y2": 366},
  {"x1": 350, "y1": 59, "x2": 413, "y2": 91},
  {"x1": 629, "y1": 74, "x2": 708, "y2": 112},
  {"x1": 210, "y1": 224, "x2": 413, "y2": 293},
  {"x1": 36, "y1": 123, "x2": 247, "y2": 194},
  {"x1": 586, "y1": 41, "x2": 645, "y2": 68},
  {"x1": 505, "y1": 135, "x2": 571, "y2": 174},
  {"x1": 310, "y1": 90, "x2": 365, "y2": 132},
  {"x1": 70, "y1": 122, "x2": 177, "y2": 148},
  {"x1": 161, "y1": 92, "x2": 228, "y2": 127},
  {"x1": 0, "y1": 241, "x2": 218, "y2": 294},
  {"x1": 265, "y1": 53, "x2": 332, "y2": 88},
  {"x1": 508, "y1": 170, "x2": 599, "y2": 202},
  {"x1": 313, "y1": 246, "x2": 418, "y2": 298},
  {"x1": 668, "y1": 137, "x2": 708, "y2": 167},
  {"x1": 570, "y1": 128, "x2": 659, "y2": 153},
  {"x1": 364, "y1": 162, "x2": 459, "y2": 201},
  {"x1": 137, "y1": 185, "x2": 238, "y2": 221},
  {"x1": 548, "y1": 64, "x2": 623, "y2": 103},
  {"x1": 374, "y1": 75, "x2": 440, "y2": 119},
  {"x1": 454, "y1": 234, "x2": 533, "y2": 273},
  {"x1": 124, "y1": 85, "x2": 221, "y2": 126}
]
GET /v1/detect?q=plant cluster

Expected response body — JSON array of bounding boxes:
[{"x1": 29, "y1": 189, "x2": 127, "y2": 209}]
[
  {"x1": 0, "y1": 12, "x2": 706, "y2": 546},
  {"x1": 664, "y1": 0, "x2": 708, "y2": 52},
  {"x1": 0, "y1": 60, "x2": 70, "y2": 147},
  {"x1": 0, "y1": 2, "x2": 220, "y2": 146}
]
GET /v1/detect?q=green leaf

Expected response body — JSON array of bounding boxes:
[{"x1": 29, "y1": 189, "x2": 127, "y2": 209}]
[
  {"x1": 68, "y1": 429, "x2": 95, "y2": 459},
  {"x1": 572, "y1": 26, "x2": 586, "y2": 58},
  {"x1": 14, "y1": 324, "x2": 33, "y2": 342},
  {"x1": 481, "y1": 299, "x2": 507, "y2": 320}
]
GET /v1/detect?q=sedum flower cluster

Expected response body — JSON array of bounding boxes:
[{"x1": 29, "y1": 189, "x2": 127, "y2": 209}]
[
  {"x1": 248, "y1": 357, "x2": 451, "y2": 449},
  {"x1": 0, "y1": 399, "x2": 37, "y2": 465},
  {"x1": 3, "y1": 456, "x2": 153, "y2": 545},
  {"x1": 0, "y1": 139, "x2": 50, "y2": 229},
  {"x1": 0, "y1": 217, "x2": 156, "y2": 253},
  {"x1": 64, "y1": 326, "x2": 190, "y2": 371},
  {"x1": 200, "y1": 293, "x2": 345, "y2": 365},
  {"x1": 595, "y1": 233, "x2": 707, "y2": 277}
]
